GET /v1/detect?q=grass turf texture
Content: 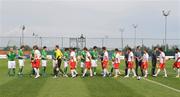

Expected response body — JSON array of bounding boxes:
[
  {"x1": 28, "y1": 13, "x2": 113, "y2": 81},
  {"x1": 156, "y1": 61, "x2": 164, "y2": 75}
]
[{"x1": 0, "y1": 59, "x2": 180, "y2": 97}]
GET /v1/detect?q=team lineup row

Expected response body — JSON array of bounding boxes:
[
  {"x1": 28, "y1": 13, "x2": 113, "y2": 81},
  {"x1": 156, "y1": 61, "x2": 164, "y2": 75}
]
[{"x1": 6, "y1": 45, "x2": 180, "y2": 79}]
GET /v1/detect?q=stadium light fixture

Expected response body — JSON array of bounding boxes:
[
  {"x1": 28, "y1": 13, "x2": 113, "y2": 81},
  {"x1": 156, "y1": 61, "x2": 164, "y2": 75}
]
[
  {"x1": 162, "y1": 10, "x2": 170, "y2": 52},
  {"x1": 120, "y1": 28, "x2": 124, "y2": 49},
  {"x1": 132, "y1": 24, "x2": 138, "y2": 47}
]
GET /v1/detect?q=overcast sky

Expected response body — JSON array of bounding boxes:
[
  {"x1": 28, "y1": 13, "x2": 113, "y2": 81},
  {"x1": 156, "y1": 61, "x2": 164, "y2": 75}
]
[{"x1": 0, "y1": 0, "x2": 180, "y2": 39}]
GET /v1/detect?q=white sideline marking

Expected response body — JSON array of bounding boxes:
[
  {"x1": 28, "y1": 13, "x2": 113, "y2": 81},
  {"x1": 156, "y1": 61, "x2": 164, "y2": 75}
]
[
  {"x1": 119, "y1": 70, "x2": 180, "y2": 93},
  {"x1": 143, "y1": 78, "x2": 180, "y2": 93}
]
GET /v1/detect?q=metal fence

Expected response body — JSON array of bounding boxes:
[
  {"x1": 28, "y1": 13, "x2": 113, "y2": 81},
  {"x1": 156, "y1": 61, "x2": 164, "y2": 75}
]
[{"x1": 0, "y1": 36, "x2": 180, "y2": 50}]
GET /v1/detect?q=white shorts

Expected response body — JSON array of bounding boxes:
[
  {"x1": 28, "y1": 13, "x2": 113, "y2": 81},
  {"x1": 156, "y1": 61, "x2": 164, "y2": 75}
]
[
  {"x1": 91, "y1": 60, "x2": 98, "y2": 67},
  {"x1": 42, "y1": 60, "x2": 47, "y2": 67},
  {"x1": 80, "y1": 62, "x2": 85, "y2": 68},
  {"x1": 8, "y1": 61, "x2": 16, "y2": 69},
  {"x1": 64, "y1": 61, "x2": 68, "y2": 68},
  {"x1": 53, "y1": 60, "x2": 57, "y2": 68},
  {"x1": 18, "y1": 59, "x2": 24, "y2": 67}
]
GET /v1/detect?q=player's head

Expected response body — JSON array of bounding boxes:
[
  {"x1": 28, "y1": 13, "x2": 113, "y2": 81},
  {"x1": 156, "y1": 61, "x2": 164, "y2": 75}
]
[
  {"x1": 83, "y1": 47, "x2": 88, "y2": 51},
  {"x1": 102, "y1": 47, "x2": 106, "y2": 51},
  {"x1": 34, "y1": 45, "x2": 38, "y2": 50},
  {"x1": 136, "y1": 46, "x2": 141, "y2": 50},
  {"x1": 20, "y1": 45, "x2": 25, "y2": 50},
  {"x1": 55, "y1": 45, "x2": 59, "y2": 50},
  {"x1": 115, "y1": 48, "x2": 119, "y2": 52},
  {"x1": 64, "y1": 48, "x2": 69, "y2": 51},
  {"x1": 158, "y1": 47, "x2": 163, "y2": 52},
  {"x1": 175, "y1": 48, "x2": 179, "y2": 53},
  {"x1": 33, "y1": 45, "x2": 38, "y2": 50},
  {"x1": 127, "y1": 47, "x2": 132, "y2": 53},
  {"x1": 154, "y1": 47, "x2": 158, "y2": 51},
  {"x1": 9, "y1": 47, "x2": 13, "y2": 52},
  {"x1": 143, "y1": 48, "x2": 148, "y2": 53},
  {"x1": 93, "y1": 46, "x2": 97, "y2": 50},
  {"x1": 43, "y1": 46, "x2": 47, "y2": 50}
]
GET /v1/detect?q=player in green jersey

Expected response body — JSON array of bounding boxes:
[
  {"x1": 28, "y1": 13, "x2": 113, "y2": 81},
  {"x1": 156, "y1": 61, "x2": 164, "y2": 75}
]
[
  {"x1": 63, "y1": 48, "x2": 69, "y2": 77},
  {"x1": 90, "y1": 46, "x2": 98, "y2": 76},
  {"x1": 80, "y1": 49, "x2": 86, "y2": 74},
  {"x1": 41, "y1": 46, "x2": 48, "y2": 76},
  {"x1": 7, "y1": 47, "x2": 16, "y2": 76},
  {"x1": 17, "y1": 45, "x2": 25, "y2": 76}
]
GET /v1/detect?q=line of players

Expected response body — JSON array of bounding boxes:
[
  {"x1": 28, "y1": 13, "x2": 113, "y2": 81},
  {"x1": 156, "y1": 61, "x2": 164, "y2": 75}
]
[{"x1": 6, "y1": 45, "x2": 180, "y2": 78}]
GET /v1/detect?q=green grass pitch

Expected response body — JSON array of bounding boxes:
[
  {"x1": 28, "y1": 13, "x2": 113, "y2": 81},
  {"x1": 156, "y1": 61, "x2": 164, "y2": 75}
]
[{"x1": 0, "y1": 59, "x2": 180, "y2": 97}]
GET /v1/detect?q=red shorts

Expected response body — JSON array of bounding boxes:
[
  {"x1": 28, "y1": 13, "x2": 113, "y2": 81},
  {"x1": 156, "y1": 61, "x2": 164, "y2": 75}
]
[
  {"x1": 175, "y1": 62, "x2": 180, "y2": 68},
  {"x1": 85, "y1": 62, "x2": 91, "y2": 69},
  {"x1": 102, "y1": 60, "x2": 108, "y2": 68},
  {"x1": 69, "y1": 61, "x2": 76, "y2": 70},
  {"x1": 173, "y1": 62, "x2": 177, "y2": 68},
  {"x1": 141, "y1": 62, "x2": 148, "y2": 69},
  {"x1": 114, "y1": 63, "x2": 119, "y2": 69},
  {"x1": 159, "y1": 63, "x2": 165, "y2": 70},
  {"x1": 33, "y1": 59, "x2": 40, "y2": 68},
  {"x1": 128, "y1": 62, "x2": 134, "y2": 69}
]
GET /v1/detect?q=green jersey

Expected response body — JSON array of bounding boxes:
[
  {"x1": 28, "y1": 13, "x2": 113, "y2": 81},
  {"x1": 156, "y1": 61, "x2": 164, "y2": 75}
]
[
  {"x1": 7, "y1": 52, "x2": 16, "y2": 61},
  {"x1": 63, "y1": 51, "x2": 69, "y2": 61},
  {"x1": 91, "y1": 50, "x2": 98, "y2": 60},
  {"x1": 41, "y1": 49, "x2": 47, "y2": 60},
  {"x1": 30, "y1": 50, "x2": 34, "y2": 60},
  {"x1": 112, "y1": 53, "x2": 116, "y2": 60},
  {"x1": 81, "y1": 51, "x2": 86, "y2": 62},
  {"x1": 18, "y1": 49, "x2": 24, "y2": 59}
]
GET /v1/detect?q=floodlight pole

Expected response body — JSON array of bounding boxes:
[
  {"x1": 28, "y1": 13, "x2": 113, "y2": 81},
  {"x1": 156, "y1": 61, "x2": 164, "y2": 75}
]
[
  {"x1": 21, "y1": 25, "x2": 25, "y2": 45},
  {"x1": 120, "y1": 28, "x2": 124, "y2": 49},
  {"x1": 162, "y1": 10, "x2": 170, "y2": 52},
  {"x1": 132, "y1": 24, "x2": 138, "y2": 48}
]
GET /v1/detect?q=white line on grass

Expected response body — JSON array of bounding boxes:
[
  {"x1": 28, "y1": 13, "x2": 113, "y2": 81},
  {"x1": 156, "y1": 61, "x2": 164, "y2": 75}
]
[
  {"x1": 142, "y1": 78, "x2": 180, "y2": 93},
  {"x1": 119, "y1": 70, "x2": 180, "y2": 93}
]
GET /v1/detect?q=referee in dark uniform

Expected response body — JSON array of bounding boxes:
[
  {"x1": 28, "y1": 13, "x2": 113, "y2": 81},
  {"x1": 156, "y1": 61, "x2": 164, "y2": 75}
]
[
  {"x1": 124, "y1": 50, "x2": 129, "y2": 75},
  {"x1": 151, "y1": 47, "x2": 158, "y2": 76},
  {"x1": 134, "y1": 46, "x2": 144, "y2": 76}
]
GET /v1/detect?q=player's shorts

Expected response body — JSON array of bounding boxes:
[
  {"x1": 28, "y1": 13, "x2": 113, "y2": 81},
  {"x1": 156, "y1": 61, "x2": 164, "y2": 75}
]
[
  {"x1": 41, "y1": 60, "x2": 47, "y2": 67},
  {"x1": 70, "y1": 61, "x2": 76, "y2": 70},
  {"x1": 102, "y1": 60, "x2": 108, "y2": 68},
  {"x1": 52, "y1": 60, "x2": 57, "y2": 68},
  {"x1": 159, "y1": 63, "x2": 165, "y2": 70},
  {"x1": 91, "y1": 60, "x2": 97, "y2": 67},
  {"x1": 175, "y1": 62, "x2": 180, "y2": 68},
  {"x1": 18, "y1": 59, "x2": 24, "y2": 67},
  {"x1": 113, "y1": 63, "x2": 119, "y2": 69},
  {"x1": 141, "y1": 62, "x2": 148, "y2": 69},
  {"x1": 80, "y1": 62, "x2": 85, "y2": 68},
  {"x1": 64, "y1": 61, "x2": 68, "y2": 68},
  {"x1": 128, "y1": 61, "x2": 134, "y2": 69},
  {"x1": 33, "y1": 59, "x2": 40, "y2": 68},
  {"x1": 85, "y1": 61, "x2": 91, "y2": 69},
  {"x1": 8, "y1": 61, "x2": 16, "y2": 69}
]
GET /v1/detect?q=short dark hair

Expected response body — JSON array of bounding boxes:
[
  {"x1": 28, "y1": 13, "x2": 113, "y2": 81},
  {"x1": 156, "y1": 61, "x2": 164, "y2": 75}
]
[
  {"x1": 20, "y1": 45, "x2": 25, "y2": 49},
  {"x1": 137, "y1": 46, "x2": 140, "y2": 49},
  {"x1": 154, "y1": 47, "x2": 157, "y2": 50},
  {"x1": 128, "y1": 47, "x2": 132, "y2": 51},
  {"x1": 83, "y1": 47, "x2": 88, "y2": 51},
  {"x1": 64, "y1": 48, "x2": 69, "y2": 51},
  {"x1": 102, "y1": 47, "x2": 106, "y2": 50},
  {"x1": 175, "y1": 48, "x2": 179, "y2": 51},
  {"x1": 159, "y1": 47, "x2": 163, "y2": 51},
  {"x1": 115, "y1": 48, "x2": 119, "y2": 51},
  {"x1": 33, "y1": 45, "x2": 38, "y2": 50},
  {"x1": 56, "y1": 45, "x2": 59, "y2": 48},
  {"x1": 93, "y1": 46, "x2": 97, "y2": 49},
  {"x1": 43, "y1": 46, "x2": 47, "y2": 49}
]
